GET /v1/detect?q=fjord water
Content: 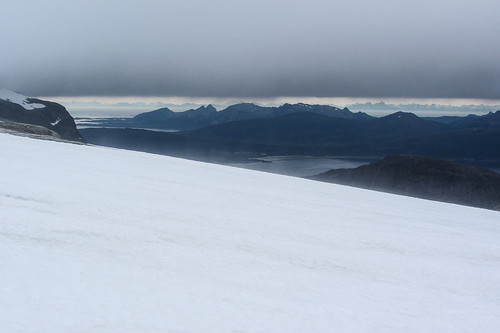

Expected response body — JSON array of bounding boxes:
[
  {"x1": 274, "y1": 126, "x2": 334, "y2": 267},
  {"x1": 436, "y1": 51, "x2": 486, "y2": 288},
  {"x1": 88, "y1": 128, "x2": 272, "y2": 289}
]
[{"x1": 229, "y1": 156, "x2": 372, "y2": 177}]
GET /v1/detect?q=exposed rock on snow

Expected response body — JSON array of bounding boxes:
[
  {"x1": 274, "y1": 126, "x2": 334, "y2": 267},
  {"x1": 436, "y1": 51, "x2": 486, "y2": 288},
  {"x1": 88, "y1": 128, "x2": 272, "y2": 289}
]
[
  {"x1": 0, "y1": 88, "x2": 83, "y2": 142},
  {"x1": 0, "y1": 119, "x2": 61, "y2": 139}
]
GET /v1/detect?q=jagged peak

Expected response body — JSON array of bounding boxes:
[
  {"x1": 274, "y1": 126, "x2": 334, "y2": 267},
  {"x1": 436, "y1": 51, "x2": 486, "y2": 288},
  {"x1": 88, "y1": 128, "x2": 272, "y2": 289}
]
[
  {"x1": 486, "y1": 110, "x2": 500, "y2": 117},
  {"x1": 195, "y1": 104, "x2": 217, "y2": 112}
]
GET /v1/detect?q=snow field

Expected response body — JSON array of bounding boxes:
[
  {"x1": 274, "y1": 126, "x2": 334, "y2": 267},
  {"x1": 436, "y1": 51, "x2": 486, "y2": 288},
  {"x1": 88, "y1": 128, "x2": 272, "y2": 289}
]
[{"x1": 1, "y1": 132, "x2": 499, "y2": 332}]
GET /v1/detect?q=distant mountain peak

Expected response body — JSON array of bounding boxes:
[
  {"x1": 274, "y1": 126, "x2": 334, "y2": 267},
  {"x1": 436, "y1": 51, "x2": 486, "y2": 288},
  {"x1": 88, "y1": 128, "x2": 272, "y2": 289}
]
[
  {"x1": 195, "y1": 104, "x2": 217, "y2": 113},
  {"x1": 231, "y1": 102, "x2": 258, "y2": 107},
  {"x1": 486, "y1": 110, "x2": 500, "y2": 117},
  {"x1": 384, "y1": 111, "x2": 418, "y2": 119},
  {"x1": 279, "y1": 103, "x2": 315, "y2": 110},
  {"x1": 221, "y1": 103, "x2": 264, "y2": 112},
  {"x1": 449, "y1": 109, "x2": 500, "y2": 129},
  {"x1": 132, "y1": 107, "x2": 174, "y2": 120}
]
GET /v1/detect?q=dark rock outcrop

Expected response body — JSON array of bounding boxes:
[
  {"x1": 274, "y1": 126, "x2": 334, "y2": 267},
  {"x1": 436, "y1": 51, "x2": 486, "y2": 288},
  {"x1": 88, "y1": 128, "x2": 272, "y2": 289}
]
[
  {"x1": 0, "y1": 90, "x2": 83, "y2": 142},
  {"x1": 309, "y1": 155, "x2": 500, "y2": 211},
  {"x1": 0, "y1": 120, "x2": 61, "y2": 138}
]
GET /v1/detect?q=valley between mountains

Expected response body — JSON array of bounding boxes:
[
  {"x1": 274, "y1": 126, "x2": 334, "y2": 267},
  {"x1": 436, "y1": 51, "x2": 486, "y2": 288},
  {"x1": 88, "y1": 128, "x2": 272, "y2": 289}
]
[{"x1": 79, "y1": 103, "x2": 500, "y2": 170}]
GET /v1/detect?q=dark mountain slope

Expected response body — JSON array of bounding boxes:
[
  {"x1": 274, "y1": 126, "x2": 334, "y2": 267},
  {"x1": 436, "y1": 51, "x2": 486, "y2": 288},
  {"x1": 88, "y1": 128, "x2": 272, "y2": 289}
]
[
  {"x1": 188, "y1": 111, "x2": 450, "y2": 155},
  {"x1": 406, "y1": 127, "x2": 500, "y2": 163},
  {"x1": 449, "y1": 110, "x2": 500, "y2": 129},
  {"x1": 132, "y1": 107, "x2": 175, "y2": 122},
  {"x1": 0, "y1": 95, "x2": 83, "y2": 142},
  {"x1": 189, "y1": 112, "x2": 359, "y2": 146},
  {"x1": 80, "y1": 128, "x2": 272, "y2": 163},
  {"x1": 423, "y1": 115, "x2": 479, "y2": 124},
  {"x1": 0, "y1": 120, "x2": 62, "y2": 139},
  {"x1": 309, "y1": 155, "x2": 500, "y2": 210},
  {"x1": 131, "y1": 105, "x2": 218, "y2": 129},
  {"x1": 276, "y1": 103, "x2": 372, "y2": 120},
  {"x1": 373, "y1": 112, "x2": 446, "y2": 134},
  {"x1": 211, "y1": 103, "x2": 274, "y2": 124}
]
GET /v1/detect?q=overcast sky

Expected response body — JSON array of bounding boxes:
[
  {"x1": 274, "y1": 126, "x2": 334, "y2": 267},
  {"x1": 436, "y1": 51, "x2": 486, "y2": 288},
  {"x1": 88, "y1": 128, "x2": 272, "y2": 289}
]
[{"x1": 1, "y1": 0, "x2": 499, "y2": 100}]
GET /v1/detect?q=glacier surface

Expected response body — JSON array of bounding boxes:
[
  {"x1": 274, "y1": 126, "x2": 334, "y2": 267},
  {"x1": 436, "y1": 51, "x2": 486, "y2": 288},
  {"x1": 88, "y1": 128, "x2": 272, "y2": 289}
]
[{"x1": 1, "y1": 132, "x2": 499, "y2": 332}]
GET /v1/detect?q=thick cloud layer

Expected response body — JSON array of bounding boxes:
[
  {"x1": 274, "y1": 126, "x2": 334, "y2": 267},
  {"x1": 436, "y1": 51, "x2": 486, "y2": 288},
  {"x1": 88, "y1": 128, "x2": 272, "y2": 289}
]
[{"x1": 1, "y1": 0, "x2": 499, "y2": 99}]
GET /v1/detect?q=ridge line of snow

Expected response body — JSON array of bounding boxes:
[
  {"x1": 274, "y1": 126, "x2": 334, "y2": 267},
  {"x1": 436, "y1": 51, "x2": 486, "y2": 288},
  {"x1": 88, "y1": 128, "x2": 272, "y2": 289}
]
[{"x1": 0, "y1": 88, "x2": 46, "y2": 110}]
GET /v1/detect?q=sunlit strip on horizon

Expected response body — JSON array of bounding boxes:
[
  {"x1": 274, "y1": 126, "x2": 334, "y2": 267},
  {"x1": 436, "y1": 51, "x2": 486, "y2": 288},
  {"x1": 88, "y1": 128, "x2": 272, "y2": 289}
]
[{"x1": 39, "y1": 95, "x2": 500, "y2": 109}]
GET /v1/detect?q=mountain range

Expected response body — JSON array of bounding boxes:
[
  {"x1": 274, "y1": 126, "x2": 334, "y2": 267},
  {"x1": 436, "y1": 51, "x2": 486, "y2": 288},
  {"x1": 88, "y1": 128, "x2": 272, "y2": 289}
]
[
  {"x1": 2, "y1": 89, "x2": 499, "y2": 209},
  {"x1": 90, "y1": 102, "x2": 372, "y2": 130},
  {"x1": 81, "y1": 104, "x2": 500, "y2": 168}
]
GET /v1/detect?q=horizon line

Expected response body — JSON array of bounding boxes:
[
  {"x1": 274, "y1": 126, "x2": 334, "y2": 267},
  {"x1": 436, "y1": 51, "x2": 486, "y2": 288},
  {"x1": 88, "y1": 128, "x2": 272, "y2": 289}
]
[{"x1": 38, "y1": 95, "x2": 500, "y2": 109}]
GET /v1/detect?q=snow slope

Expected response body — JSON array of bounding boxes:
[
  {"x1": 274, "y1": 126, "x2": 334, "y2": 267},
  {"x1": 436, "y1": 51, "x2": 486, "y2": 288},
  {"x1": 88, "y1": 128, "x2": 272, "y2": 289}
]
[
  {"x1": 0, "y1": 88, "x2": 45, "y2": 110},
  {"x1": 1, "y1": 132, "x2": 499, "y2": 332}
]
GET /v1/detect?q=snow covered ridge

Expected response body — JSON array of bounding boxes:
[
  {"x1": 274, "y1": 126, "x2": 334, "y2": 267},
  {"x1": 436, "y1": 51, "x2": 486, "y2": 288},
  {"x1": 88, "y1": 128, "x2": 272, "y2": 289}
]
[
  {"x1": 1, "y1": 132, "x2": 500, "y2": 332},
  {"x1": 0, "y1": 88, "x2": 45, "y2": 110},
  {"x1": 0, "y1": 89, "x2": 83, "y2": 141}
]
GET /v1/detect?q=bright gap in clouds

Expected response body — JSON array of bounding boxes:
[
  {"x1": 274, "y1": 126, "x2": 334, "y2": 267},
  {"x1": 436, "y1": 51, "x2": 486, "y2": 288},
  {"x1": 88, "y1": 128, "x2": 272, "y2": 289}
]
[
  {"x1": 43, "y1": 95, "x2": 500, "y2": 118},
  {"x1": 44, "y1": 96, "x2": 500, "y2": 107}
]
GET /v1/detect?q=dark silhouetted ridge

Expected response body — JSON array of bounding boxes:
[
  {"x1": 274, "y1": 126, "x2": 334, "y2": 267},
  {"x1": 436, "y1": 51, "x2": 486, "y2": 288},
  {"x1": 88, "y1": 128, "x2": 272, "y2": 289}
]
[{"x1": 310, "y1": 155, "x2": 500, "y2": 210}]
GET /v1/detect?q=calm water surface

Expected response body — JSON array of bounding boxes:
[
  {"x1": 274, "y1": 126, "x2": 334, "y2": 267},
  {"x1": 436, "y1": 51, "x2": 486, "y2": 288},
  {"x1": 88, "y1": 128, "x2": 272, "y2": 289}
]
[{"x1": 229, "y1": 157, "x2": 373, "y2": 177}]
